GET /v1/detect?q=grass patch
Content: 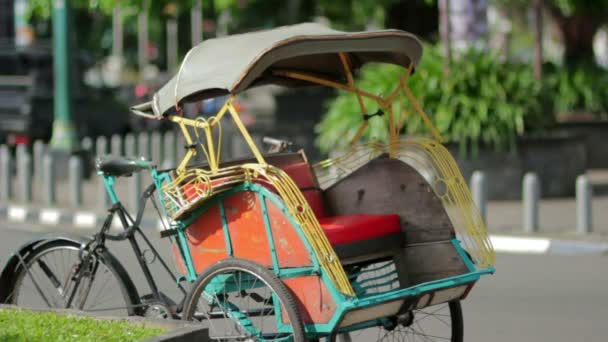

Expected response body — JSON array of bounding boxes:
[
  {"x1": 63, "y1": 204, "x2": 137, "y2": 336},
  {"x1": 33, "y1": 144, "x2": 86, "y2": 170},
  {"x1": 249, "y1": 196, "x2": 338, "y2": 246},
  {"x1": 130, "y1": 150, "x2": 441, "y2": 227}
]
[{"x1": 0, "y1": 308, "x2": 165, "y2": 342}]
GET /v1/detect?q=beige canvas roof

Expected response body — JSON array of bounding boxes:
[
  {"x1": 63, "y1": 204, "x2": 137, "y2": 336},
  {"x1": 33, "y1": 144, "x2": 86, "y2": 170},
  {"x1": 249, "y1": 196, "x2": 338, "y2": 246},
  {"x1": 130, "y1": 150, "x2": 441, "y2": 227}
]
[{"x1": 132, "y1": 22, "x2": 423, "y2": 118}]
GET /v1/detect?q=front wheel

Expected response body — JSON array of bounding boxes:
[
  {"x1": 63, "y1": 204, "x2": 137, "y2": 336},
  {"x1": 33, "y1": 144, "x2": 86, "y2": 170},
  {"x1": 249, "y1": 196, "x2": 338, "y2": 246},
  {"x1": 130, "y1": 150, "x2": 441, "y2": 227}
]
[
  {"x1": 182, "y1": 258, "x2": 306, "y2": 342},
  {"x1": 337, "y1": 301, "x2": 463, "y2": 342},
  {"x1": 3, "y1": 240, "x2": 139, "y2": 316}
]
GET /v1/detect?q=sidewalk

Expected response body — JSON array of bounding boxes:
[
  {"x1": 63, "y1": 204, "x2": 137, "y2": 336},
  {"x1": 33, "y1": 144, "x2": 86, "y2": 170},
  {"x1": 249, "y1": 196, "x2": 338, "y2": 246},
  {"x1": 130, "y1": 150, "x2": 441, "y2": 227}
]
[{"x1": 487, "y1": 196, "x2": 608, "y2": 241}]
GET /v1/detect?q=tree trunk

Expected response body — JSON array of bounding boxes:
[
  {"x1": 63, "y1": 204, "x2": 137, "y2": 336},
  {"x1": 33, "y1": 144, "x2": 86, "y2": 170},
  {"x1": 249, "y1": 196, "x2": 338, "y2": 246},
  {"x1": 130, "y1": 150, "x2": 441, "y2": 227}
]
[
  {"x1": 191, "y1": 0, "x2": 202, "y2": 47},
  {"x1": 385, "y1": 0, "x2": 438, "y2": 41},
  {"x1": 286, "y1": 0, "x2": 301, "y2": 24},
  {"x1": 532, "y1": 0, "x2": 543, "y2": 80},
  {"x1": 439, "y1": 0, "x2": 452, "y2": 75},
  {"x1": 137, "y1": 12, "x2": 149, "y2": 72},
  {"x1": 112, "y1": 6, "x2": 123, "y2": 58},
  {"x1": 166, "y1": 19, "x2": 178, "y2": 72},
  {"x1": 556, "y1": 15, "x2": 600, "y2": 65}
]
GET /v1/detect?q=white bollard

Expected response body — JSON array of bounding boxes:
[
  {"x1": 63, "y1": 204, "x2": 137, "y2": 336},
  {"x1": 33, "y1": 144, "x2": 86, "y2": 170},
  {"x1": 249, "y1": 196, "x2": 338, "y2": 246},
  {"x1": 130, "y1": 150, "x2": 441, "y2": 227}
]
[
  {"x1": 111, "y1": 134, "x2": 123, "y2": 156},
  {"x1": 163, "y1": 131, "x2": 176, "y2": 168},
  {"x1": 96, "y1": 136, "x2": 108, "y2": 159},
  {"x1": 151, "y1": 131, "x2": 162, "y2": 164},
  {"x1": 576, "y1": 175, "x2": 593, "y2": 235},
  {"x1": 69, "y1": 156, "x2": 83, "y2": 206},
  {"x1": 81, "y1": 136, "x2": 93, "y2": 151},
  {"x1": 125, "y1": 133, "x2": 136, "y2": 157},
  {"x1": 19, "y1": 152, "x2": 32, "y2": 203},
  {"x1": 43, "y1": 153, "x2": 56, "y2": 205},
  {"x1": 0, "y1": 145, "x2": 12, "y2": 201},
  {"x1": 33, "y1": 140, "x2": 46, "y2": 179},
  {"x1": 470, "y1": 171, "x2": 487, "y2": 224},
  {"x1": 138, "y1": 132, "x2": 150, "y2": 159},
  {"x1": 522, "y1": 172, "x2": 540, "y2": 233}
]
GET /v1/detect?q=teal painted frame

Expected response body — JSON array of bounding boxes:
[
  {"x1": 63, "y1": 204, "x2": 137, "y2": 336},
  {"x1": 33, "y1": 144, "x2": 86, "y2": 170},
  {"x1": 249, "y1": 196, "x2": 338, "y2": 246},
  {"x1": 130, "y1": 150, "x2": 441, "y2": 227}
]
[
  {"x1": 104, "y1": 167, "x2": 495, "y2": 338},
  {"x1": 154, "y1": 181, "x2": 495, "y2": 338},
  {"x1": 101, "y1": 174, "x2": 119, "y2": 204}
]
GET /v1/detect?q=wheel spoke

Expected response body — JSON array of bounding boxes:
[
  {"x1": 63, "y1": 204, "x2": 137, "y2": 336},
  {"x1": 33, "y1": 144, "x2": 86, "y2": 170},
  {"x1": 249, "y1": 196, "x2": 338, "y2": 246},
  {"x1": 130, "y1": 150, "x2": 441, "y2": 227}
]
[
  {"x1": 184, "y1": 260, "x2": 304, "y2": 342},
  {"x1": 16, "y1": 253, "x2": 55, "y2": 307},
  {"x1": 8, "y1": 243, "x2": 132, "y2": 316},
  {"x1": 339, "y1": 302, "x2": 461, "y2": 342}
]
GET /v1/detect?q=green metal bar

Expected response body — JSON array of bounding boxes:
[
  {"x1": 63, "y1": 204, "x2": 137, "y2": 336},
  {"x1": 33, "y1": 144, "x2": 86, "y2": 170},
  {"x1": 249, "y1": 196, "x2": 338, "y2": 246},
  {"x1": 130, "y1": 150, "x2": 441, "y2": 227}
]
[
  {"x1": 259, "y1": 193, "x2": 280, "y2": 274},
  {"x1": 218, "y1": 201, "x2": 233, "y2": 257},
  {"x1": 102, "y1": 175, "x2": 119, "y2": 204},
  {"x1": 276, "y1": 267, "x2": 317, "y2": 279},
  {"x1": 177, "y1": 228, "x2": 197, "y2": 281},
  {"x1": 50, "y1": 0, "x2": 76, "y2": 151},
  {"x1": 302, "y1": 266, "x2": 495, "y2": 335},
  {"x1": 451, "y1": 239, "x2": 476, "y2": 272},
  {"x1": 349, "y1": 267, "x2": 494, "y2": 309}
]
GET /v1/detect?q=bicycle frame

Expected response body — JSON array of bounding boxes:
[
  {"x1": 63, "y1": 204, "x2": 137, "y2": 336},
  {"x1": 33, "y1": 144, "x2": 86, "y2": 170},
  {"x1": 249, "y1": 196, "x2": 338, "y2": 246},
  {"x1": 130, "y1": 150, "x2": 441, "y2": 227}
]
[{"x1": 93, "y1": 171, "x2": 187, "y2": 314}]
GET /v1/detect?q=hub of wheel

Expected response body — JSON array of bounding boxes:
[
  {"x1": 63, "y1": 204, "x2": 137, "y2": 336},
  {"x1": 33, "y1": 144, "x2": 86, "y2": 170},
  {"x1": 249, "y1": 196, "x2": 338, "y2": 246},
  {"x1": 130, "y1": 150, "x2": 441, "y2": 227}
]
[
  {"x1": 396, "y1": 311, "x2": 414, "y2": 327},
  {"x1": 143, "y1": 302, "x2": 172, "y2": 319}
]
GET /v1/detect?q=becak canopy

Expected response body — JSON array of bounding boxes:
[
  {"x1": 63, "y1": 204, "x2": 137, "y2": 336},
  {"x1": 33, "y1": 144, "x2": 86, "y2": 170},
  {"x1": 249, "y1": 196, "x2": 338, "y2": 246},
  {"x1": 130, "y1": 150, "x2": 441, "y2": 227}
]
[{"x1": 131, "y1": 22, "x2": 423, "y2": 118}]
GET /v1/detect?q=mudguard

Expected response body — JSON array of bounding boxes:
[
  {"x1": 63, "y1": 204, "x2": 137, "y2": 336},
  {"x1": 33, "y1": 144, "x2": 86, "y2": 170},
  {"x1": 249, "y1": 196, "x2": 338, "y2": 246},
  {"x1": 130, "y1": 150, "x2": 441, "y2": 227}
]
[{"x1": 0, "y1": 234, "x2": 140, "y2": 314}]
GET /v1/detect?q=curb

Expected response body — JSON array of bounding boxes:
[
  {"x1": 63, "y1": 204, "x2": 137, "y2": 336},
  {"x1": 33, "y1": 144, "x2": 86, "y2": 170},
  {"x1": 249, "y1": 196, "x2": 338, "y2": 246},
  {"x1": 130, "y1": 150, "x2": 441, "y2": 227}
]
[
  {"x1": 2, "y1": 204, "x2": 608, "y2": 256},
  {"x1": 490, "y1": 235, "x2": 608, "y2": 255},
  {"x1": 0, "y1": 204, "x2": 164, "y2": 231}
]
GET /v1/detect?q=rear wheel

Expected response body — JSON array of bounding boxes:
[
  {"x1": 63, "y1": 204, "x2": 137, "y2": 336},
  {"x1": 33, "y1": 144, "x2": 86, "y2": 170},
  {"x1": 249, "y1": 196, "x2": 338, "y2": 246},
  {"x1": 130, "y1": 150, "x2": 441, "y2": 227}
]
[
  {"x1": 337, "y1": 301, "x2": 463, "y2": 342},
  {"x1": 182, "y1": 258, "x2": 306, "y2": 342},
  {"x1": 4, "y1": 240, "x2": 138, "y2": 316}
]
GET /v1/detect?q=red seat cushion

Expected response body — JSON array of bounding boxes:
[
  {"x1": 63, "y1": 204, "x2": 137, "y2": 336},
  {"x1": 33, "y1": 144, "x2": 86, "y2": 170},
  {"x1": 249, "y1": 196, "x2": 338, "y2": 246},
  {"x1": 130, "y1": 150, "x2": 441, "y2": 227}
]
[{"x1": 318, "y1": 214, "x2": 401, "y2": 245}]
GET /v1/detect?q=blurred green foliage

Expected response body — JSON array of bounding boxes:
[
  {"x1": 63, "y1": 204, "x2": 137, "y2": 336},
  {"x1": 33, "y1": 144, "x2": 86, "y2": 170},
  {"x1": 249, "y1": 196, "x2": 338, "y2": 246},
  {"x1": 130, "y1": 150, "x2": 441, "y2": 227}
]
[
  {"x1": 544, "y1": 64, "x2": 608, "y2": 118},
  {"x1": 26, "y1": 0, "x2": 195, "y2": 18},
  {"x1": 27, "y1": 0, "x2": 390, "y2": 30},
  {"x1": 201, "y1": 0, "x2": 390, "y2": 31},
  {"x1": 317, "y1": 45, "x2": 554, "y2": 155}
]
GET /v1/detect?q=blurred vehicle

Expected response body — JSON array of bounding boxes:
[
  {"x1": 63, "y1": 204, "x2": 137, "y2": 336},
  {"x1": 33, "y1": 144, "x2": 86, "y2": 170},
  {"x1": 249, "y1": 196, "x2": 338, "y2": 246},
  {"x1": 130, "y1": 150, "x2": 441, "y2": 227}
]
[{"x1": 0, "y1": 40, "x2": 132, "y2": 146}]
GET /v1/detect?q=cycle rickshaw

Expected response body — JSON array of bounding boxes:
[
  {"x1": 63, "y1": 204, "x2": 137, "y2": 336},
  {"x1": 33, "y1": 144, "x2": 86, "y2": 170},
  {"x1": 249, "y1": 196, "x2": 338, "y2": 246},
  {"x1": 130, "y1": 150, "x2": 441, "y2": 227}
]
[{"x1": 1, "y1": 23, "x2": 495, "y2": 341}]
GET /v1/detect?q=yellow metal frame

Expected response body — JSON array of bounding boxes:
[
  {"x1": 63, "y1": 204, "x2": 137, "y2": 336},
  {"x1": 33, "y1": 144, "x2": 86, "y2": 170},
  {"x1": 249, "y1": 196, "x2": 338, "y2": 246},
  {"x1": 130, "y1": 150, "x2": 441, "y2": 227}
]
[
  {"x1": 164, "y1": 94, "x2": 355, "y2": 296},
  {"x1": 168, "y1": 97, "x2": 266, "y2": 173},
  {"x1": 312, "y1": 138, "x2": 496, "y2": 269},
  {"x1": 272, "y1": 54, "x2": 442, "y2": 151}
]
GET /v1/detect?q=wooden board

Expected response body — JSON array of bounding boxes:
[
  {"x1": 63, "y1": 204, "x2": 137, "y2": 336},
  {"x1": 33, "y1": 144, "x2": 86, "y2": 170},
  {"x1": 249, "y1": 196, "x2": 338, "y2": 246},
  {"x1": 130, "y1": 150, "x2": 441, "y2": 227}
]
[
  {"x1": 394, "y1": 241, "x2": 469, "y2": 287},
  {"x1": 323, "y1": 157, "x2": 470, "y2": 288},
  {"x1": 324, "y1": 156, "x2": 455, "y2": 244}
]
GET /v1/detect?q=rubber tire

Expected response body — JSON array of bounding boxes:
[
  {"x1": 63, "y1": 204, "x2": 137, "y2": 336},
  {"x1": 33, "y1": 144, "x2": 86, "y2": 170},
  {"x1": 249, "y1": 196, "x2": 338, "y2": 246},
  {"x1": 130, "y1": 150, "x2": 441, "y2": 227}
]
[
  {"x1": 337, "y1": 301, "x2": 463, "y2": 342},
  {"x1": 6, "y1": 239, "x2": 140, "y2": 315},
  {"x1": 182, "y1": 258, "x2": 306, "y2": 342}
]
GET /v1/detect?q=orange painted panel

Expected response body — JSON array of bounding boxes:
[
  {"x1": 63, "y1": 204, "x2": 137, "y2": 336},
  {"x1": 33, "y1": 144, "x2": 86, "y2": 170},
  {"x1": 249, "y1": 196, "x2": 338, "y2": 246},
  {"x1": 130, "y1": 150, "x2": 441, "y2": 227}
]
[
  {"x1": 224, "y1": 192, "x2": 273, "y2": 267},
  {"x1": 183, "y1": 205, "x2": 229, "y2": 273},
  {"x1": 265, "y1": 198, "x2": 313, "y2": 268},
  {"x1": 283, "y1": 276, "x2": 337, "y2": 324}
]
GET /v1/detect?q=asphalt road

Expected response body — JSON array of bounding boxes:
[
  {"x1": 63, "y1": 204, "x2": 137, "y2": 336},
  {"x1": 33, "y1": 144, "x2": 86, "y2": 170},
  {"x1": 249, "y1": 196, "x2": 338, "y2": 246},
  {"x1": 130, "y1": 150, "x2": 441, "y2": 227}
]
[{"x1": 1, "y1": 224, "x2": 607, "y2": 342}]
